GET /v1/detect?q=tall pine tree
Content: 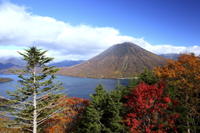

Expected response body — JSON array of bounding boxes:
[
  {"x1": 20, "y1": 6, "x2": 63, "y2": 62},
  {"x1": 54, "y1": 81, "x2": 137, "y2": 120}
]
[{"x1": 1, "y1": 47, "x2": 64, "y2": 133}]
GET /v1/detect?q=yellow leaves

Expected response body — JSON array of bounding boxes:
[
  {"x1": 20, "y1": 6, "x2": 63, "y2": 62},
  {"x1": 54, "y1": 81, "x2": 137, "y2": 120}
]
[
  {"x1": 154, "y1": 54, "x2": 200, "y2": 90},
  {"x1": 154, "y1": 54, "x2": 200, "y2": 115}
]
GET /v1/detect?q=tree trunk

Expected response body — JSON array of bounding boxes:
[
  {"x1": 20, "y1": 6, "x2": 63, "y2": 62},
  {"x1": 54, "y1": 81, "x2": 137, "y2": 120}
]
[
  {"x1": 186, "y1": 94, "x2": 190, "y2": 133},
  {"x1": 33, "y1": 90, "x2": 37, "y2": 133},
  {"x1": 33, "y1": 68, "x2": 37, "y2": 133}
]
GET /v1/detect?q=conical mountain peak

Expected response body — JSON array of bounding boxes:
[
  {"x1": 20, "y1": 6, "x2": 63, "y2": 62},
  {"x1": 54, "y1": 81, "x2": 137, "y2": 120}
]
[{"x1": 59, "y1": 42, "x2": 166, "y2": 78}]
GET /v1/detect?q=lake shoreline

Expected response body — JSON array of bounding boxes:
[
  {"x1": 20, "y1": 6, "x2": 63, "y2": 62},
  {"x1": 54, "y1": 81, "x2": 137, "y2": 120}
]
[
  {"x1": 1, "y1": 70, "x2": 131, "y2": 80},
  {"x1": 0, "y1": 78, "x2": 13, "y2": 83},
  {"x1": 56, "y1": 74, "x2": 134, "y2": 80}
]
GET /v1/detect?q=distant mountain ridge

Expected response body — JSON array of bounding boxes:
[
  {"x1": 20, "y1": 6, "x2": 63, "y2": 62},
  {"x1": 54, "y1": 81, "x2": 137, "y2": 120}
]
[
  {"x1": 159, "y1": 53, "x2": 180, "y2": 60},
  {"x1": 0, "y1": 57, "x2": 23, "y2": 73},
  {"x1": 0, "y1": 63, "x2": 16, "y2": 69},
  {"x1": 0, "y1": 58, "x2": 24, "y2": 72},
  {"x1": 49, "y1": 60, "x2": 85, "y2": 67},
  {"x1": 59, "y1": 42, "x2": 166, "y2": 78},
  {"x1": 0, "y1": 57, "x2": 84, "y2": 73},
  {"x1": 0, "y1": 57, "x2": 25, "y2": 66}
]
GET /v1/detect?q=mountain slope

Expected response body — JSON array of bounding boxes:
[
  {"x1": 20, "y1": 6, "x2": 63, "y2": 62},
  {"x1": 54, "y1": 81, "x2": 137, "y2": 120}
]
[{"x1": 58, "y1": 42, "x2": 166, "y2": 78}]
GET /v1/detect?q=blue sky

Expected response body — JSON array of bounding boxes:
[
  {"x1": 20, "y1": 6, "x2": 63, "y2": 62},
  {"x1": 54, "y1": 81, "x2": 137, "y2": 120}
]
[
  {"x1": 0, "y1": 0, "x2": 199, "y2": 60},
  {"x1": 10, "y1": 0, "x2": 200, "y2": 46}
]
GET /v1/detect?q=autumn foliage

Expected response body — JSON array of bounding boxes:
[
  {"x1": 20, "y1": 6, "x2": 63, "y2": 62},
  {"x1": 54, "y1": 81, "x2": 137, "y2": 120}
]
[
  {"x1": 1, "y1": 53, "x2": 199, "y2": 133},
  {"x1": 124, "y1": 82, "x2": 179, "y2": 133},
  {"x1": 155, "y1": 54, "x2": 200, "y2": 132},
  {"x1": 43, "y1": 97, "x2": 89, "y2": 133},
  {"x1": 155, "y1": 54, "x2": 200, "y2": 84},
  {"x1": 0, "y1": 117, "x2": 22, "y2": 133}
]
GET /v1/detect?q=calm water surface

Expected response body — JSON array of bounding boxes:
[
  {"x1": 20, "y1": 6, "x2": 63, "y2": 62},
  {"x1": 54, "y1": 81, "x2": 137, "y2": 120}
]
[{"x1": 0, "y1": 74, "x2": 128, "y2": 99}]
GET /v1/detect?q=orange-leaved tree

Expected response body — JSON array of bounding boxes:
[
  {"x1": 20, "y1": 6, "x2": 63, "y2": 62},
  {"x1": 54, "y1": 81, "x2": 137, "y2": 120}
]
[
  {"x1": 0, "y1": 117, "x2": 22, "y2": 133},
  {"x1": 42, "y1": 97, "x2": 89, "y2": 133},
  {"x1": 155, "y1": 54, "x2": 200, "y2": 133}
]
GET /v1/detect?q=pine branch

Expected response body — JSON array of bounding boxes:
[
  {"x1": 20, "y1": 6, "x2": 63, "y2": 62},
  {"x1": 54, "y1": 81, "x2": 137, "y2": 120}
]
[
  {"x1": 37, "y1": 102, "x2": 58, "y2": 113},
  {"x1": 37, "y1": 108, "x2": 66, "y2": 126},
  {"x1": 24, "y1": 128, "x2": 33, "y2": 132},
  {"x1": 36, "y1": 89, "x2": 63, "y2": 101},
  {"x1": 6, "y1": 97, "x2": 32, "y2": 106},
  {"x1": 37, "y1": 100, "x2": 65, "y2": 117},
  {"x1": 3, "y1": 104, "x2": 25, "y2": 111},
  {"x1": 0, "y1": 113, "x2": 33, "y2": 121}
]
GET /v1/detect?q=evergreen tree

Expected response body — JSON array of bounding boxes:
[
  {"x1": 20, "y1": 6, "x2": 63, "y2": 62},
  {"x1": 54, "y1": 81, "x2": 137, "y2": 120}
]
[
  {"x1": 139, "y1": 68, "x2": 158, "y2": 85},
  {"x1": 101, "y1": 89, "x2": 125, "y2": 133},
  {"x1": 1, "y1": 47, "x2": 64, "y2": 133},
  {"x1": 128, "y1": 68, "x2": 158, "y2": 89},
  {"x1": 128, "y1": 78, "x2": 139, "y2": 88},
  {"x1": 76, "y1": 103, "x2": 102, "y2": 133},
  {"x1": 76, "y1": 85, "x2": 105, "y2": 133},
  {"x1": 76, "y1": 85, "x2": 125, "y2": 133}
]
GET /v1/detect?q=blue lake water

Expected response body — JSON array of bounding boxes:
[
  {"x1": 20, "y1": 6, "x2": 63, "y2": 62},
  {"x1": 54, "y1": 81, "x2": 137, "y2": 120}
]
[{"x1": 0, "y1": 74, "x2": 128, "y2": 99}]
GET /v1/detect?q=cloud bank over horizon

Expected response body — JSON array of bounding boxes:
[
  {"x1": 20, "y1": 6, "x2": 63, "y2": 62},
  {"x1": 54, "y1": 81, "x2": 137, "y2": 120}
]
[{"x1": 0, "y1": 2, "x2": 199, "y2": 61}]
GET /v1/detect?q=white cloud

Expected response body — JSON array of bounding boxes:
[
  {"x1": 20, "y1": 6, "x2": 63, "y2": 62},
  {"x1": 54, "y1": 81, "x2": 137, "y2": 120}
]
[{"x1": 0, "y1": 2, "x2": 199, "y2": 61}]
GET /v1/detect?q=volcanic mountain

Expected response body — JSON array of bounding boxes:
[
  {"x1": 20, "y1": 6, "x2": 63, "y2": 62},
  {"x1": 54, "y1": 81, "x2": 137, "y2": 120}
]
[{"x1": 58, "y1": 42, "x2": 166, "y2": 78}]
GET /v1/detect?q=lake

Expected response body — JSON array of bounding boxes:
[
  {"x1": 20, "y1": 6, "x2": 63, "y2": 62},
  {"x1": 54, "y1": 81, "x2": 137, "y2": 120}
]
[{"x1": 0, "y1": 74, "x2": 128, "y2": 99}]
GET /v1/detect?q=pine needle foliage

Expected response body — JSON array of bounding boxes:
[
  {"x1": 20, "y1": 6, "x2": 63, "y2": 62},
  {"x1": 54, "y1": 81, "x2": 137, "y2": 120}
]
[
  {"x1": 76, "y1": 85, "x2": 126, "y2": 133},
  {"x1": 1, "y1": 47, "x2": 64, "y2": 133}
]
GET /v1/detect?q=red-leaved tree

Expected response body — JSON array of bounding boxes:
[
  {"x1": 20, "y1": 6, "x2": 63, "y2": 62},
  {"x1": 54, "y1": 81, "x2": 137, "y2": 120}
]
[{"x1": 124, "y1": 82, "x2": 179, "y2": 133}]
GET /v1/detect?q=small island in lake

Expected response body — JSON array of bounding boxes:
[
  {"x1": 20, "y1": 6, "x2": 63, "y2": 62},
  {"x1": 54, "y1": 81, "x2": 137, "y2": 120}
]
[{"x1": 0, "y1": 77, "x2": 13, "y2": 83}]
